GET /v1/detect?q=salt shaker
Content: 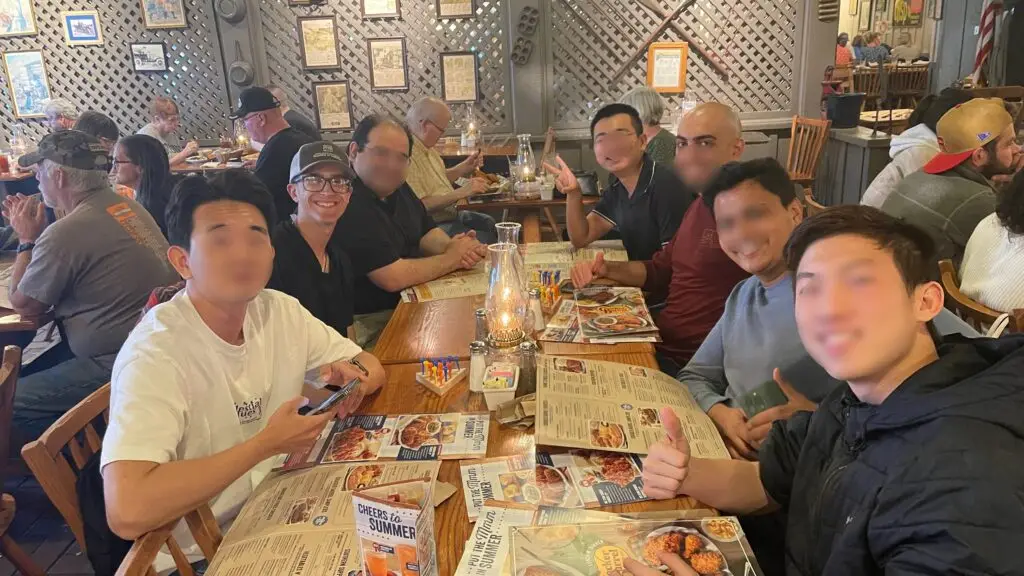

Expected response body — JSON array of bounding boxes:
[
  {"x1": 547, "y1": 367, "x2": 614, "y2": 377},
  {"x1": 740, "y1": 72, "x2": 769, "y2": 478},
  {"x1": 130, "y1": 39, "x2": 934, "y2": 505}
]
[
  {"x1": 517, "y1": 341, "x2": 538, "y2": 397},
  {"x1": 475, "y1": 308, "x2": 488, "y2": 342},
  {"x1": 529, "y1": 288, "x2": 545, "y2": 332},
  {"x1": 469, "y1": 340, "x2": 487, "y2": 392}
]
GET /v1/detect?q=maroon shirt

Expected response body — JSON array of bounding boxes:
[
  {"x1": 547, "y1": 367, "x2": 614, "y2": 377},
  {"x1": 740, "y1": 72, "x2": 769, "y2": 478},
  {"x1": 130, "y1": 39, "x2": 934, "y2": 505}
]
[{"x1": 643, "y1": 200, "x2": 749, "y2": 365}]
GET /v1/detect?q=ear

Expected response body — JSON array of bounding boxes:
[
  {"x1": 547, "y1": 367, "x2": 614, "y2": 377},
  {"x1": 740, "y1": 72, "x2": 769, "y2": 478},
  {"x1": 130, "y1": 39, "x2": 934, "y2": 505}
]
[
  {"x1": 347, "y1": 142, "x2": 358, "y2": 162},
  {"x1": 915, "y1": 280, "x2": 945, "y2": 322},
  {"x1": 287, "y1": 183, "x2": 300, "y2": 203},
  {"x1": 637, "y1": 132, "x2": 649, "y2": 149},
  {"x1": 969, "y1": 146, "x2": 988, "y2": 169},
  {"x1": 787, "y1": 197, "x2": 805, "y2": 225},
  {"x1": 167, "y1": 245, "x2": 193, "y2": 280},
  {"x1": 732, "y1": 138, "x2": 746, "y2": 160}
]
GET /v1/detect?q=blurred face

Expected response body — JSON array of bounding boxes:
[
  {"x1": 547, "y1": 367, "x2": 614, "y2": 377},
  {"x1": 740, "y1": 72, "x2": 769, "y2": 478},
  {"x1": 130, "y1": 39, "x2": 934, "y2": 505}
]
[
  {"x1": 110, "y1": 143, "x2": 141, "y2": 188},
  {"x1": 242, "y1": 111, "x2": 270, "y2": 144},
  {"x1": 36, "y1": 161, "x2": 61, "y2": 207},
  {"x1": 171, "y1": 200, "x2": 274, "y2": 305},
  {"x1": 838, "y1": 34, "x2": 849, "y2": 47},
  {"x1": 349, "y1": 124, "x2": 411, "y2": 198},
  {"x1": 289, "y1": 165, "x2": 353, "y2": 224},
  {"x1": 674, "y1": 109, "x2": 744, "y2": 192},
  {"x1": 47, "y1": 115, "x2": 75, "y2": 132},
  {"x1": 418, "y1": 108, "x2": 451, "y2": 148},
  {"x1": 794, "y1": 234, "x2": 942, "y2": 385},
  {"x1": 593, "y1": 114, "x2": 645, "y2": 175},
  {"x1": 714, "y1": 179, "x2": 803, "y2": 280},
  {"x1": 156, "y1": 113, "x2": 181, "y2": 135},
  {"x1": 976, "y1": 125, "x2": 1023, "y2": 178}
]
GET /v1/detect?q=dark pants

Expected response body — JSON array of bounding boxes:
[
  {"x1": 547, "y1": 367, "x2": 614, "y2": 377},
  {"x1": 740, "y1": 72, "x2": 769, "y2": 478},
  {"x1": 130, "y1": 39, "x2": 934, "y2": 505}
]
[
  {"x1": 739, "y1": 512, "x2": 788, "y2": 576},
  {"x1": 169, "y1": 560, "x2": 208, "y2": 576},
  {"x1": 439, "y1": 211, "x2": 498, "y2": 244}
]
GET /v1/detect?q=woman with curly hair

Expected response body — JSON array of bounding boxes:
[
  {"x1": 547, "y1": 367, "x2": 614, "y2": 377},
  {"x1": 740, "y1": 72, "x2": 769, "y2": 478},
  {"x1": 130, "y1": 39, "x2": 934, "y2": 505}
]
[{"x1": 960, "y1": 169, "x2": 1024, "y2": 311}]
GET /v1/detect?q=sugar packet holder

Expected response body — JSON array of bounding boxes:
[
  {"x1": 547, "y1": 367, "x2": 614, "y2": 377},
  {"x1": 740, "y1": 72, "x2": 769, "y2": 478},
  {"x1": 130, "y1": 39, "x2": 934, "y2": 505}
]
[{"x1": 472, "y1": 362, "x2": 520, "y2": 410}]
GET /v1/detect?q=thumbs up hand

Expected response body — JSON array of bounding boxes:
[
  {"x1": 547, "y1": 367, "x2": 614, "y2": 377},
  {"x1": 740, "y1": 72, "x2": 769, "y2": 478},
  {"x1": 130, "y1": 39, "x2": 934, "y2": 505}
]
[
  {"x1": 746, "y1": 368, "x2": 817, "y2": 448},
  {"x1": 641, "y1": 407, "x2": 691, "y2": 500}
]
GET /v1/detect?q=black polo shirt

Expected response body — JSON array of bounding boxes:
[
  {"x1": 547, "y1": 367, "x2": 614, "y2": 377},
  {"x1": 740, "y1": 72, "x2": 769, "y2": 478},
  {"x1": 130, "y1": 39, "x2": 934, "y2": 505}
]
[
  {"x1": 591, "y1": 154, "x2": 693, "y2": 261},
  {"x1": 332, "y1": 178, "x2": 437, "y2": 314},
  {"x1": 269, "y1": 219, "x2": 355, "y2": 334},
  {"x1": 253, "y1": 127, "x2": 315, "y2": 224}
]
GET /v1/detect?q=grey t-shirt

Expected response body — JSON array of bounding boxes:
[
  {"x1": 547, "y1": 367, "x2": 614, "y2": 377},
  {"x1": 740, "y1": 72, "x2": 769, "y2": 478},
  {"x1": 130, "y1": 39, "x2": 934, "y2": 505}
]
[
  {"x1": 137, "y1": 122, "x2": 179, "y2": 155},
  {"x1": 18, "y1": 187, "x2": 180, "y2": 358}
]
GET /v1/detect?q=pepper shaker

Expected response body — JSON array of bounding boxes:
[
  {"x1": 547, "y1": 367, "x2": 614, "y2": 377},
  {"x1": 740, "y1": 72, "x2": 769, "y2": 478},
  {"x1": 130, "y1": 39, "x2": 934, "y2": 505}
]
[
  {"x1": 517, "y1": 340, "x2": 538, "y2": 397},
  {"x1": 475, "y1": 308, "x2": 488, "y2": 342}
]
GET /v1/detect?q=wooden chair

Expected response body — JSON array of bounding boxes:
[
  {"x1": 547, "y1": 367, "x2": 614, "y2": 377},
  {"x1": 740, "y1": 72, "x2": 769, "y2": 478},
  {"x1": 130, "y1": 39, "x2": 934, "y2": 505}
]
[
  {"x1": 803, "y1": 188, "x2": 827, "y2": 216},
  {"x1": 0, "y1": 346, "x2": 46, "y2": 576},
  {"x1": 116, "y1": 505, "x2": 222, "y2": 576},
  {"x1": 938, "y1": 259, "x2": 1022, "y2": 333},
  {"x1": 852, "y1": 66, "x2": 881, "y2": 109},
  {"x1": 786, "y1": 116, "x2": 832, "y2": 187}
]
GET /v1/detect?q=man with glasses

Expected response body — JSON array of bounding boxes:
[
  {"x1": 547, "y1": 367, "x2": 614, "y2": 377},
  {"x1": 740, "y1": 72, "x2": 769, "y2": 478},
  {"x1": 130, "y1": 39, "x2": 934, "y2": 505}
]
[
  {"x1": 333, "y1": 114, "x2": 487, "y2": 348},
  {"x1": 137, "y1": 96, "x2": 199, "y2": 168},
  {"x1": 545, "y1": 103, "x2": 690, "y2": 261},
  {"x1": 270, "y1": 142, "x2": 357, "y2": 339},
  {"x1": 405, "y1": 97, "x2": 497, "y2": 243},
  {"x1": 230, "y1": 87, "x2": 315, "y2": 224}
]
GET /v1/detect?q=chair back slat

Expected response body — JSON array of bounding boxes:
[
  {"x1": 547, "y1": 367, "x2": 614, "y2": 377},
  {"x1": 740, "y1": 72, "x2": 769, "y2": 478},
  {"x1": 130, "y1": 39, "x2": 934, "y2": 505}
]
[
  {"x1": 803, "y1": 188, "x2": 827, "y2": 216},
  {"x1": 0, "y1": 346, "x2": 23, "y2": 475},
  {"x1": 67, "y1": 437, "x2": 89, "y2": 470},
  {"x1": 787, "y1": 116, "x2": 832, "y2": 183},
  {"x1": 84, "y1": 423, "x2": 103, "y2": 454},
  {"x1": 115, "y1": 506, "x2": 220, "y2": 576},
  {"x1": 938, "y1": 259, "x2": 1008, "y2": 332}
]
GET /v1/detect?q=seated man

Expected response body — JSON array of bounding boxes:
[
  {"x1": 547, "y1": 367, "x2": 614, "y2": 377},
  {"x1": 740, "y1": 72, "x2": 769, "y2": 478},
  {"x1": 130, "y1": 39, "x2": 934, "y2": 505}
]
[
  {"x1": 270, "y1": 142, "x2": 358, "y2": 338},
  {"x1": 405, "y1": 97, "x2": 497, "y2": 244},
  {"x1": 960, "y1": 169, "x2": 1024, "y2": 312},
  {"x1": 137, "y1": 96, "x2": 198, "y2": 167},
  {"x1": 267, "y1": 84, "x2": 321, "y2": 141},
  {"x1": 333, "y1": 114, "x2": 487, "y2": 348},
  {"x1": 571, "y1": 103, "x2": 750, "y2": 372},
  {"x1": 7, "y1": 130, "x2": 180, "y2": 442},
  {"x1": 546, "y1": 103, "x2": 690, "y2": 261},
  {"x1": 881, "y1": 98, "x2": 1021, "y2": 263},
  {"x1": 101, "y1": 170, "x2": 385, "y2": 572},
  {"x1": 642, "y1": 205, "x2": 1024, "y2": 575}
]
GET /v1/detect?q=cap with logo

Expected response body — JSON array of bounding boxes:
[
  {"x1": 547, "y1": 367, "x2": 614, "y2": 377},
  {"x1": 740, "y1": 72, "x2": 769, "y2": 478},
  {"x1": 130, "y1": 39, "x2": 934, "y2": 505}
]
[
  {"x1": 289, "y1": 141, "x2": 355, "y2": 182},
  {"x1": 18, "y1": 129, "x2": 111, "y2": 172},
  {"x1": 923, "y1": 98, "x2": 1014, "y2": 174},
  {"x1": 228, "y1": 87, "x2": 280, "y2": 120}
]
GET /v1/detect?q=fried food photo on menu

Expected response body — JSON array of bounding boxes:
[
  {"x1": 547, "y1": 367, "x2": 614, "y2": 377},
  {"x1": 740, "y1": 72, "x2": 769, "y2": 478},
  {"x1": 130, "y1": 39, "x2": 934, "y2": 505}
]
[
  {"x1": 590, "y1": 421, "x2": 627, "y2": 449},
  {"x1": 641, "y1": 527, "x2": 728, "y2": 575},
  {"x1": 397, "y1": 415, "x2": 441, "y2": 450}
]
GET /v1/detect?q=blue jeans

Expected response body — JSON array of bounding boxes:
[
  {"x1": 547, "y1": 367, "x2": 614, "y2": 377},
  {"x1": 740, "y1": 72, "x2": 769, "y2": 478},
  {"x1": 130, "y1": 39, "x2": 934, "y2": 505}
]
[
  {"x1": 440, "y1": 211, "x2": 498, "y2": 244},
  {"x1": 12, "y1": 351, "x2": 116, "y2": 443}
]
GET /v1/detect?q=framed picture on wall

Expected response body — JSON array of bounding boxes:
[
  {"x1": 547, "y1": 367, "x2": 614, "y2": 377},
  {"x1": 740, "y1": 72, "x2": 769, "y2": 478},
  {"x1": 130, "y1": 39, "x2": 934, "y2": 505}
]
[
  {"x1": 858, "y1": 1, "x2": 873, "y2": 30},
  {"x1": 62, "y1": 11, "x2": 103, "y2": 46},
  {"x1": 930, "y1": 0, "x2": 943, "y2": 19},
  {"x1": 646, "y1": 42, "x2": 688, "y2": 93},
  {"x1": 297, "y1": 16, "x2": 340, "y2": 70},
  {"x1": 876, "y1": 0, "x2": 888, "y2": 11},
  {"x1": 140, "y1": 0, "x2": 187, "y2": 29},
  {"x1": 0, "y1": 0, "x2": 36, "y2": 37},
  {"x1": 440, "y1": 52, "x2": 479, "y2": 103},
  {"x1": 367, "y1": 37, "x2": 409, "y2": 91},
  {"x1": 2, "y1": 50, "x2": 52, "y2": 119},
  {"x1": 361, "y1": 0, "x2": 400, "y2": 19},
  {"x1": 436, "y1": 0, "x2": 474, "y2": 18},
  {"x1": 313, "y1": 80, "x2": 355, "y2": 131},
  {"x1": 892, "y1": 0, "x2": 923, "y2": 26},
  {"x1": 848, "y1": 0, "x2": 858, "y2": 15},
  {"x1": 130, "y1": 42, "x2": 168, "y2": 72}
]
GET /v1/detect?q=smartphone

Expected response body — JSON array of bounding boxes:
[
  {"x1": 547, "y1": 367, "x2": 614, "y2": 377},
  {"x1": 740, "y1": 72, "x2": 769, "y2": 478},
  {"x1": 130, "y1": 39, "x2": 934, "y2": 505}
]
[{"x1": 306, "y1": 378, "x2": 361, "y2": 416}]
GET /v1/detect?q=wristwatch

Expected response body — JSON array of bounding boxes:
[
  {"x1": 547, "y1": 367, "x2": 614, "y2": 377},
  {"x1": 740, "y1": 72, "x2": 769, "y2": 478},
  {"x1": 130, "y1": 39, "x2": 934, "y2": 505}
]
[
  {"x1": 323, "y1": 359, "x2": 369, "y2": 392},
  {"x1": 17, "y1": 242, "x2": 35, "y2": 254}
]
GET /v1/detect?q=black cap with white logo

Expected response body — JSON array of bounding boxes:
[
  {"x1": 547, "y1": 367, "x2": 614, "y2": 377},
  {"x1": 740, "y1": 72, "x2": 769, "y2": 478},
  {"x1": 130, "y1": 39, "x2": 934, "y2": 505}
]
[{"x1": 228, "y1": 87, "x2": 280, "y2": 120}]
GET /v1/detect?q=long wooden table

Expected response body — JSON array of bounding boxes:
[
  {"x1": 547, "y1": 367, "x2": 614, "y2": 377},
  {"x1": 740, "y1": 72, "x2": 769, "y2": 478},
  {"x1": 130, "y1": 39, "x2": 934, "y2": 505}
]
[{"x1": 459, "y1": 196, "x2": 598, "y2": 240}]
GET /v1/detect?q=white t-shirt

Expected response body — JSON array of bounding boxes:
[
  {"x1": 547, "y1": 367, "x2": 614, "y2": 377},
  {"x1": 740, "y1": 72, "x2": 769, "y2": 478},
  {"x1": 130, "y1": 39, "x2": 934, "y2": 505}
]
[
  {"x1": 101, "y1": 288, "x2": 363, "y2": 570},
  {"x1": 960, "y1": 213, "x2": 1024, "y2": 313}
]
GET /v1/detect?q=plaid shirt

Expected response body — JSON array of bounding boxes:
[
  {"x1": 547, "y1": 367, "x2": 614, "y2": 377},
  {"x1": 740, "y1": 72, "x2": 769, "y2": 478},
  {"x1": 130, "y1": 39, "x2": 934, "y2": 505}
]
[{"x1": 405, "y1": 136, "x2": 458, "y2": 223}]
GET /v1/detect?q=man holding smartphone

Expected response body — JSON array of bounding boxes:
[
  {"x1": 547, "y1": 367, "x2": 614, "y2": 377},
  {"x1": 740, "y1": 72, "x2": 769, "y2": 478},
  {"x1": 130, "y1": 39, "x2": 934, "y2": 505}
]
[{"x1": 100, "y1": 169, "x2": 385, "y2": 572}]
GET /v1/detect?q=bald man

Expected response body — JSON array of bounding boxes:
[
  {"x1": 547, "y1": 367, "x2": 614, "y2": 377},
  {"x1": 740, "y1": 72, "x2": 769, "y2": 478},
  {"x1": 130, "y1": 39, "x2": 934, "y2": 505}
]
[
  {"x1": 571, "y1": 102, "x2": 750, "y2": 374},
  {"x1": 405, "y1": 97, "x2": 497, "y2": 243}
]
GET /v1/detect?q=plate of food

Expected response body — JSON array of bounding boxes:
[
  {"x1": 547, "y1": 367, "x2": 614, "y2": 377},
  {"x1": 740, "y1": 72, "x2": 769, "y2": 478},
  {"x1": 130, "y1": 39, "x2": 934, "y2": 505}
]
[
  {"x1": 575, "y1": 289, "x2": 619, "y2": 308},
  {"x1": 344, "y1": 464, "x2": 384, "y2": 491},
  {"x1": 590, "y1": 421, "x2": 627, "y2": 450},
  {"x1": 586, "y1": 313, "x2": 650, "y2": 334},
  {"x1": 588, "y1": 453, "x2": 641, "y2": 487},
  {"x1": 639, "y1": 526, "x2": 731, "y2": 575},
  {"x1": 701, "y1": 517, "x2": 743, "y2": 543},
  {"x1": 323, "y1": 426, "x2": 380, "y2": 462},
  {"x1": 532, "y1": 525, "x2": 580, "y2": 550},
  {"x1": 397, "y1": 415, "x2": 443, "y2": 450},
  {"x1": 186, "y1": 154, "x2": 207, "y2": 164}
]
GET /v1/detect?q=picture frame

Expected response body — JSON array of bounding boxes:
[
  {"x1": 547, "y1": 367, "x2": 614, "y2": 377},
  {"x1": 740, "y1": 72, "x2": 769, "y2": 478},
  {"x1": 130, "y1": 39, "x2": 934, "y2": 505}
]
[
  {"x1": 297, "y1": 16, "x2": 340, "y2": 70},
  {"x1": 858, "y1": 1, "x2": 873, "y2": 30},
  {"x1": 2, "y1": 50, "x2": 52, "y2": 119},
  {"x1": 930, "y1": 0, "x2": 943, "y2": 19},
  {"x1": 361, "y1": 0, "x2": 400, "y2": 19},
  {"x1": 130, "y1": 42, "x2": 168, "y2": 72},
  {"x1": 436, "y1": 0, "x2": 474, "y2": 18},
  {"x1": 0, "y1": 0, "x2": 36, "y2": 37},
  {"x1": 62, "y1": 10, "x2": 103, "y2": 46},
  {"x1": 892, "y1": 0, "x2": 923, "y2": 27},
  {"x1": 646, "y1": 42, "x2": 688, "y2": 93},
  {"x1": 312, "y1": 80, "x2": 355, "y2": 131},
  {"x1": 849, "y1": 0, "x2": 858, "y2": 15},
  {"x1": 876, "y1": 0, "x2": 888, "y2": 11},
  {"x1": 440, "y1": 52, "x2": 479, "y2": 103},
  {"x1": 367, "y1": 37, "x2": 409, "y2": 91},
  {"x1": 287, "y1": 0, "x2": 313, "y2": 4},
  {"x1": 139, "y1": 0, "x2": 187, "y2": 29}
]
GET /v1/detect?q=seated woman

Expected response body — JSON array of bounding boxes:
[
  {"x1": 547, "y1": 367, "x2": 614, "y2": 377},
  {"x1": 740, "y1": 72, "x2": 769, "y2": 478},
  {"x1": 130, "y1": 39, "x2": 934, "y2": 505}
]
[
  {"x1": 960, "y1": 170, "x2": 1024, "y2": 312},
  {"x1": 112, "y1": 134, "x2": 182, "y2": 237}
]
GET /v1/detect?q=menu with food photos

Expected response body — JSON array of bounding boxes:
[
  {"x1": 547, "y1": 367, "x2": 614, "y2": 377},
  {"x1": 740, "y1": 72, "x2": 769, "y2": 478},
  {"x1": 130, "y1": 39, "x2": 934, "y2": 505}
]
[
  {"x1": 204, "y1": 461, "x2": 440, "y2": 576},
  {"x1": 534, "y1": 356, "x2": 730, "y2": 458},
  {"x1": 279, "y1": 413, "x2": 491, "y2": 470},
  {"x1": 540, "y1": 299, "x2": 659, "y2": 344},
  {"x1": 574, "y1": 286, "x2": 659, "y2": 340},
  {"x1": 459, "y1": 450, "x2": 649, "y2": 521}
]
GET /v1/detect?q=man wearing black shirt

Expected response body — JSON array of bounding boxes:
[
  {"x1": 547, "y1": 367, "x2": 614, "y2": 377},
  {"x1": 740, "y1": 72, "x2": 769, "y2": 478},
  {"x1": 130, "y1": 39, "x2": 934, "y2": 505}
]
[
  {"x1": 545, "y1": 103, "x2": 691, "y2": 261},
  {"x1": 333, "y1": 114, "x2": 487, "y2": 348},
  {"x1": 267, "y1": 85, "x2": 321, "y2": 142},
  {"x1": 230, "y1": 87, "x2": 314, "y2": 223},
  {"x1": 270, "y1": 141, "x2": 355, "y2": 337}
]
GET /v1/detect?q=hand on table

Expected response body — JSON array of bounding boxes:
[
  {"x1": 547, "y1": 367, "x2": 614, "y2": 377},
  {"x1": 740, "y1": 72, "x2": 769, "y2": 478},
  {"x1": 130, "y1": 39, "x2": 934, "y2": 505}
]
[
  {"x1": 620, "y1": 553, "x2": 699, "y2": 576},
  {"x1": 2, "y1": 194, "x2": 46, "y2": 243},
  {"x1": 745, "y1": 368, "x2": 816, "y2": 449},
  {"x1": 708, "y1": 403, "x2": 757, "y2": 460},
  {"x1": 257, "y1": 397, "x2": 334, "y2": 456},
  {"x1": 571, "y1": 252, "x2": 607, "y2": 288},
  {"x1": 447, "y1": 232, "x2": 486, "y2": 269},
  {"x1": 641, "y1": 407, "x2": 691, "y2": 500},
  {"x1": 542, "y1": 155, "x2": 580, "y2": 195}
]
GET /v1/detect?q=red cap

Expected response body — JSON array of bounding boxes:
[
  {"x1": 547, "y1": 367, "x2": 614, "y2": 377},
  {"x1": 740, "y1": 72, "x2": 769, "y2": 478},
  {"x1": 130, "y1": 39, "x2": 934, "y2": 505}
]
[{"x1": 922, "y1": 150, "x2": 975, "y2": 174}]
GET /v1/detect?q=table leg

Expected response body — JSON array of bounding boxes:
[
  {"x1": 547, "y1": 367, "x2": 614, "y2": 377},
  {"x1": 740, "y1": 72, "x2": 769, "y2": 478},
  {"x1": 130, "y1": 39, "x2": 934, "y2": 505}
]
[
  {"x1": 522, "y1": 213, "x2": 541, "y2": 243},
  {"x1": 543, "y1": 207, "x2": 562, "y2": 239}
]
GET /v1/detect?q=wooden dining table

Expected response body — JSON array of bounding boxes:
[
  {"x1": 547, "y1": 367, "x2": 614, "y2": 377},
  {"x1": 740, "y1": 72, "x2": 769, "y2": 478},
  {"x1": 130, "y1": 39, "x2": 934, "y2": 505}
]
[{"x1": 459, "y1": 195, "x2": 597, "y2": 243}]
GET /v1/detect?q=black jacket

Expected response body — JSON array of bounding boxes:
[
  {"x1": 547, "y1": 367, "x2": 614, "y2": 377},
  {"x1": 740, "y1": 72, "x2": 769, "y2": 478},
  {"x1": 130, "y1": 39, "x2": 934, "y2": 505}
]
[{"x1": 760, "y1": 335, "x2": 1024, "y2": 575}]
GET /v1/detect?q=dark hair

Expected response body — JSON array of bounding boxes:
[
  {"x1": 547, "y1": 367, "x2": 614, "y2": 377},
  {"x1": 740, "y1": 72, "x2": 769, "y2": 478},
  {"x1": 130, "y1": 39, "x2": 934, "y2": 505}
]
[
  {"x1": 996, "y1": 170, "x2": 1024, "y2": 236},
  {"x1": 119, "y1": 134, "x2": 180, "y2": 236},
  {"x1": 351, "y1": 113, "x2": 414, "y2": 156},
  {"x1": 73, "y1": 110, "x2": 119, "y2": 142},
  {"x1": 590, "y1": 103, "x2": 644, "y2": 140},
  {"x1": 702, "y1": 158, "x2": 797, "y2": 213},
  {"x1": 784, "y1": 205, "x2": 936, "y2": 293},
  {"x1": 852, "y1": 35, "x2": 864, "y2": 47},
  {"x1": 166, "y1": 169, "x2": 277, "y2": 249},
  {"x1": 907, "y1": 88, "x2": 973, "y2": 132}
]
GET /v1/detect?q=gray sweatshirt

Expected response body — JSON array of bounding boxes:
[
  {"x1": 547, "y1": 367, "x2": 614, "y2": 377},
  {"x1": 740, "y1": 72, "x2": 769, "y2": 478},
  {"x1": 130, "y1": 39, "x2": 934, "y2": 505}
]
[{"x1": 678, "y1": 273, "x2": 838, "y2": 413}]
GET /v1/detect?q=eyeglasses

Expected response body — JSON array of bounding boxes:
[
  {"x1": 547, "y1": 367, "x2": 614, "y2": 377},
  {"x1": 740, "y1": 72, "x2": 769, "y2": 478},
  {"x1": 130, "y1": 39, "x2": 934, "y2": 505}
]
[
  {"x1": 294, "y1": 174, "x2": 353, "y2": 194},
  {"x1": 425, "y1": 118, "x2": 448, "y2": 133}
]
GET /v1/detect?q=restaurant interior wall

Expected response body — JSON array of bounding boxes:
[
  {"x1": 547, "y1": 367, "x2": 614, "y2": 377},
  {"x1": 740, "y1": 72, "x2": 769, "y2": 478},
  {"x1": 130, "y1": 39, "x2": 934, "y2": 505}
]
[{"x1": 0, "y1": 0, "x2": 233, "y2": 144}]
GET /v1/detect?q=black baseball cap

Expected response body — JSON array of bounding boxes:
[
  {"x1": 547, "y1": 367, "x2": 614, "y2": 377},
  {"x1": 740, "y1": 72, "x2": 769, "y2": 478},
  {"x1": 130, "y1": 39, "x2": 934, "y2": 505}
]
[
  {"x1": 228, "y1": 87, "x2": 280, "y2": 120},
  {"x1": 289, "y1": 141, "x2": 355, "y2": 181},
  {"x1": 18, "y1": 130, "x2": 111, "y2": 172}
]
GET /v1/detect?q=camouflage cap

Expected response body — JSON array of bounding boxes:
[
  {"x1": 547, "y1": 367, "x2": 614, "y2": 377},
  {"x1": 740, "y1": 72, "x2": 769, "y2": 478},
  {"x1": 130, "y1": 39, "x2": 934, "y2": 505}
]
[{"x1": 18, "y1": 129, "x2": 112, "y2": 172}]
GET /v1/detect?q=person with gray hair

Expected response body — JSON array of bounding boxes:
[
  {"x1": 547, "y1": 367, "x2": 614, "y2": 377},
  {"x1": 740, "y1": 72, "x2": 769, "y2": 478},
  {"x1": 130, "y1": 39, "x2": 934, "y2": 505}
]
[
  {"x1": 620, "y1": 87, "x2": 676, "y2": 165},
  {"x1": 267, "y1": 84, "x2": 321, "y2": 141},
  {"x1": 405, "y1": 96, "x2": 497, "y2": 243},
  {"x1": 3, "y1": 130, "x2": 178, "y2": 442},
  {"x1": 41, "y1": 98, "x2": 78, "y2": 132}
]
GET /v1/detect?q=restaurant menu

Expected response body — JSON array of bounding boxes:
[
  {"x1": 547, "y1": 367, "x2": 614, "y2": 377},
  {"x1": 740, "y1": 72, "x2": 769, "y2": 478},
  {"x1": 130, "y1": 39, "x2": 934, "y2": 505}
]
[
  {"x1": 510, "y1": 516, "x2": 763, "y2": 576},
  {"x1": 541, "y1": 298, "x2": 659, "y2": 345},
  {"x1": 353, "y1": 479, "x2": 438, "y2": 576},
  {"x1": 575, "y1": 286, "x2": 659, "y2": 340},
  {"x1": 204, "y1": 461, "x2": 440, "y2": 576},
  {"x1": 280, "y1": 413, "x2": 490, "y2": 470},
  {"x1": 403, "y1": 266, "x2": 489, "y2": 303},
  {"x1": 459, "y1": 450, "x2": 649, "y2": 520},
  {"x1": 535, "y1": 356, "x2": 730, "y2": 458}
]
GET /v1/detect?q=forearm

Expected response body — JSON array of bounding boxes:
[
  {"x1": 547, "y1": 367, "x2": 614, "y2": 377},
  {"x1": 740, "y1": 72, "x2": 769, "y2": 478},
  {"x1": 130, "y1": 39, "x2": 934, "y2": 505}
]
[
  {"x1": 446, "y1": 165, "x2": 470, "y2": 182},
  {"x1": 600, "y1": 260, "x2": 648, "y2": 287},
  {"x1": 169, "y1": 150, "x2": 190, "y2": 166},
  {"x1": 565, "y1": 194, "x2": 592, "y2": 248},
  {"x1": 9, "y1": 250, "x2": 45, "y2": 315},
  {"x1": 353, "y1": 351, "x2": 385, "y2": 394},
  {"x1": 682, "y1": 458, "x2": 773, "y2": 515},
  {"x1": 370, "y1": 255, "x2": 458, "y2": 292},
  {"x1": 420, "y1": 186, "x2": 471, "y2": 211}
]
